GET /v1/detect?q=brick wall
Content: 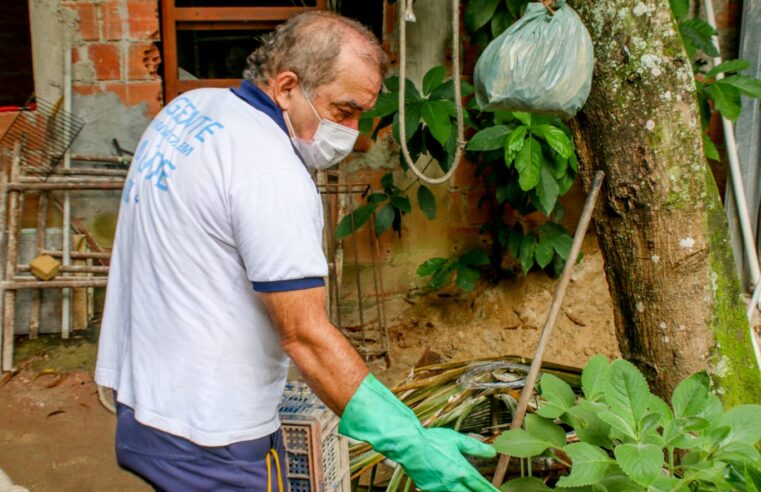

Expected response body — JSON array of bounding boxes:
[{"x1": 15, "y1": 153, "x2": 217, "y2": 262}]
[{"x1": 63, "y1": 0, "x2": 163, "y2": 117}]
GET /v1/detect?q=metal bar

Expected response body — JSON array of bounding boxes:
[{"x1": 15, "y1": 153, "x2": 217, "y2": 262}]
[
  {"x1": 370, "y1": 217, "x2": 390, "y2": 366},
  {"x1": 177, "y1": 79, "x2": 240, "y2": 92},
  {"x1": 3, "y1": 278, "x2": 109, "y2": 290},
  {"x1": 29, "y1": 191, "x2": 49, "y2": 339},
  {"x1": 492, "y1": 171, "x2": 605, "y2": 486},
  {"x1": 70, "y1": 154, "x2": 131, "y2": 164},
  {"x1": 19, "y1": 176, "x2": 126, "y2": 184},
  {"x1": 21, "y1": 167, "x2": 128, "y2": 177},
  {"x1": 2, "y1": 143, "x2": 22, "y2": 372},
  {"x1": 176, "y1": 21, "x2": 279, "y2": 30},
  {"x1": 41, "y1": 250, "x2": 111, "y2": 260},
  {"x1": 5, "y1": 182, "x2": 124, "y2": 191},
  {"x1": 17, "y1": 265, "x2": 109, "y2": 274},
  {"x1": 0, "y1": 150, "x2": 8, "y2": 367}
]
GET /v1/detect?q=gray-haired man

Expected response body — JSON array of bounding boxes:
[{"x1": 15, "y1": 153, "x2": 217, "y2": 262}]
[{"x1": 96, "y1": 11, "x2": 497, "y2": 491}]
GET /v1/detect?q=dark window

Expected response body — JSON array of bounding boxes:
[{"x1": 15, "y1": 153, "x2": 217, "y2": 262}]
[{"x1": 0, "y1": 1, "x2": 34, "y2": 106}]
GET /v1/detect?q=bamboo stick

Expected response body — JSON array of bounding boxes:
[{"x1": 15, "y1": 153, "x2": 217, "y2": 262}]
[
  {"x1": 2, "y1": 143, "x2": 22, "y2": 372},
  {"x1": 491, "y1": 171, "x2": 605, "y2": 487}
]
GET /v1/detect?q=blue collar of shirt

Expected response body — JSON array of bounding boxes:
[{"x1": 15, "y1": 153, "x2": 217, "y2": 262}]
[{"x1": 231, "y1": 80, "x2": 288, "y2": 134}]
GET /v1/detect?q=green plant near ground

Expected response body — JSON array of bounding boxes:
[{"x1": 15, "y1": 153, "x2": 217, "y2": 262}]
[{"x1": 494, "y1": 355, "x2": 761, "y2": 491}]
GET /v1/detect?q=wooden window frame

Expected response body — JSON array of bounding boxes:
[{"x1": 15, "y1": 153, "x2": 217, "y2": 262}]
[{"x1": 160, "y1": 1, "x2": 328, "y2": 101}]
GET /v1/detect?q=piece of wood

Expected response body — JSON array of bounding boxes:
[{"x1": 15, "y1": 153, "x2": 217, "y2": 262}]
[
  {"x1": 492, "y1": 171, "x2": 604, "y2": 487},
  {"x1": 2, "y1": 142, "x2": 22, "y2": 372}
]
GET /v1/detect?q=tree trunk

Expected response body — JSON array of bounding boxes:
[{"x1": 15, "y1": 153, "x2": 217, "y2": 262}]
[{"x1": 568, "y1": 0, "x2": 761, "y2": 404}]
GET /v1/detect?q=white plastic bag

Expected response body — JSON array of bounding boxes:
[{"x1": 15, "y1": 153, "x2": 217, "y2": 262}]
[{"x1": 474, "y1": 1, "x2": 594, "y2": 119}]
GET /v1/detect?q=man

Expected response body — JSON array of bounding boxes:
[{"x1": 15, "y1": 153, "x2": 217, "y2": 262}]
[{"x1": 96, "y1": 11, "x2": 498, "y2": 492}]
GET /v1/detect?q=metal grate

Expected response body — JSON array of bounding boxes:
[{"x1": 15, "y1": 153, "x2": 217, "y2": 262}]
[{"x1": 0, "y1": 98, "x2": 85, "y2": 170}]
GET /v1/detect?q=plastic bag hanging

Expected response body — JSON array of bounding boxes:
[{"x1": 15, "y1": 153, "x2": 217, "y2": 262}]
[{"x1": 473, "y1": 0, "x2": 594, "y2": 119}]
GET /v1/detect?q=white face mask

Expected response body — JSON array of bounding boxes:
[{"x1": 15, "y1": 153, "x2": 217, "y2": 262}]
[{"x1": 284, "y1": 85, "x2": 359, "y2": 170}]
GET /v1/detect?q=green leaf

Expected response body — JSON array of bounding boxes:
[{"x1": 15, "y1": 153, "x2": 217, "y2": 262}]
[
  {"x1": 713, "y1": 441, "x2": 761, "y2": 463},
  {"x1": 518, "y1": 233, "x2": 538, "y2": 273},
  {"x1": 384, "y1": 76, "x2": 420, "y2": 100},
  {"x1": 392, "y1": 102, "x2": 422, "y2": 143},
  {"x1": 516, "y1": 137, "x2": 543, "y2": 191},
  {"x1": 703, "y1": 132, "x2": 720, "y2": 160},
  {"x1": 556, "y1": 443, "x2": 614, "y2": 487},
  {"x1": 500, "y1": 477, "x2": 551, "y2": 492},
  {"x1": 705, "y1": 80, "x2": 743, "y2": 120},
  {"x1": 359, "y1": 113, "x2": 375, "y2": 134},
  {"x1": 599, "y1": 410, "x2": 637, "y2": 441},
  {"x1": 706, "y1": 59, "x2": 751, "y2": 78},
  {"x1": 428, "y1": 79, "x2": 474, "y2": 101},
  {"x1": 536, "y1": 373, "x2": 576, "y2": 418},
  {"x1": 370, "y1": 91, "x2": 399, "y2": 118},
  {"x1": 672, "y1": 371, "x2": 709, "y2": 419},
  {"x1": 374, "y1": 204, "x2": 395, "y2": 236},
  {"x1": 513, "y1": 112, "x2": 532, "y2": 126},
  {"x1": 417, "y1": 185, "x2": 436, "y2": 220},
  {"x1": 507, "y1": 226, "x2": 523, "y2": 259},
  {"x1": 455, "y1": 265, "x2": 480, "y2": 291},
  {"x1": 391, "y1": 195, "x2": 412, "y2": 214},
  {"x1": 538, "y1": 222, "x2": 573, "y2": 260},
  {"x1": 490, "y1": 7, "x2": 513, "y2": 38},
  {"x1": 582, "y1": 354, "x2": 609, "y2": 401},
  {"x1": 417, "y1": 258, "x2": 448, "y2": 277},
  {"x1": 746, "y1": 466, "x2": 761, "y2": 492},
  {"x1": 504, "y1": 125, "x2": 528, "y2": 164},
  {"x1": 336, "y1": 204, "x2": 376, "y2": 239},
  {"x1": 721, "y1": 404, "x2": 761, "y2": 445},
  {"x1": 467, "y1": 125, "x2": 511, "y2": 151},
  {"x1": 525, "y1": 413, "x2": 567, "y2": 449},
  {"x1": 422, "y1": 65, "x2": 446, "y2": 96},
  {"x1": 533, "y1": 124, "x2": 573, "y2": 159},
  {"x1": 604, "y1": 359, "x2": 651, "y2": 436},
  {"x1": 679, "y1": 19, "x2": 718, "y2": 57},
  {"x1": 534, "y1": 236, "x2": 555, "y2": 269},
  {"x1": 535, "y1": 164, "x2": 560, "y2": 215},
  {"x1": 464, "y1": 0, "x2": 501, "y2": 32},
  {"x1": 421, "y1": 100, "x2": 452, "y2": 145},
  {"x1": 648, "y1": 394, "x2": 673, "y2": 426},
  {"x1": 460, "y1": 249, "x2": 490, "y2": 266},
  {"x1": 720, "y1": 74, "x2": 761, "y2": 98},
  {"x1": 614, "y1": 443, "x2": 663, "y2": 486},
  {"x1": 568, "y1": 402, "x2": 613, "y2": 448},
  {"x1": 493, "y1": 428, "x2": 554, "y2": 457},
  {"x1": 669, "y1": 0, "x2": 689, "y2": 19},
  {"x1": 430, "y1": 262, "x2": 455, "y2": 288}
]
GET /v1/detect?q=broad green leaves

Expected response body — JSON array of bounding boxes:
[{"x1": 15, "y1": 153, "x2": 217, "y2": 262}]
[
  {"x1": 416, "y1": 249, "x2": 490, "y2": 292},
  {"x1": 493, "y1": 355, "x2": 761, "y2": 490}
]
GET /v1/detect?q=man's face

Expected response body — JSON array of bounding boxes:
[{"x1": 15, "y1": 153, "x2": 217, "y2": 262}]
[{"x1": 288, "y1": 45, "x2": 382, "y2": 141}]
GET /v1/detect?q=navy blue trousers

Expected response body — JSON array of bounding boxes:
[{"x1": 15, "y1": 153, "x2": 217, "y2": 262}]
[{"x1": 115, "y1": 403, "x2": 288, "y2": 492}]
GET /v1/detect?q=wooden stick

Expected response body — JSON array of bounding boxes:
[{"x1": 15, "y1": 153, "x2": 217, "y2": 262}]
[
  {"x1": 29, "y1": 191, "x2": 49, "y2": 339},
  {"x1": 491, "y1": 171, "x2": 605, "y2": 486}
]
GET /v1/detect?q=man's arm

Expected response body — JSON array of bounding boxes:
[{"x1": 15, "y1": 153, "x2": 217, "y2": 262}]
[{"x1": 258, "y1": 286, "x2": 367, "y2": 415}]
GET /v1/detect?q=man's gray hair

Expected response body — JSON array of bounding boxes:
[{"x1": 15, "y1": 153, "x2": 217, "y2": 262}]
[{"x1": 243, "y1": 11, "x2": 385, "y2": 94}]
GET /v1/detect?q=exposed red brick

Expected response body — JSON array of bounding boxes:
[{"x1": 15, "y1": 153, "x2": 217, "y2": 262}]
[
  {"x1": 100, "y1": 1, "x2": 123, "y2": 41},
  {"x1": 127, "y1": 0, "x2": 159, "y2": 40},
  {"x1": 88, "y1": 43, "x2": 120, "y2": 80},
  {"x1": 0, "y1": 112, "x2": 19, "y2": 140},
  {"x1": 105, "y1": 81, "x2": 163, "y2": 117},
  {"x1": 73, "y1": 84, "x2": 102, "y2": 96},
  {"x1": 127, "y1": 42, "x2": 160, "y2": 80},
  {"x1": 62, "y1": 2, "x2": 98, "y2": 41}
]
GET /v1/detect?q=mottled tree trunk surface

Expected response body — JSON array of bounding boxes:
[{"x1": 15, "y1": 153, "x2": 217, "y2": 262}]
[{"x1": 569, "y1": 0, "x2": 760, "y2": 404}]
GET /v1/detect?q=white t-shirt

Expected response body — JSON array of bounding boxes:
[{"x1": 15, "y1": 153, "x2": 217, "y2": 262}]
[{"x1": 95, "y1": 83, "x2": 328, "y2": 446}]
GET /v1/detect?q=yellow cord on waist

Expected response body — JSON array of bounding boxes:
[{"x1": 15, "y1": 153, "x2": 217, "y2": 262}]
[
  {"x1": 266, "y1": 452, "x2": 272, "y2": 492},
  {"x1": 271, "y1": 448, "x2": 285, "y2": 492},
  {"x1": 266, "y1": 448, "x2": 284, "y2": 492}
]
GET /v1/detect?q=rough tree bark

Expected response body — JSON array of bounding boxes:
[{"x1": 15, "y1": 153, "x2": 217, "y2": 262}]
[{"x1": 568, "y1": 0, "x2": 761, "y2": 404}]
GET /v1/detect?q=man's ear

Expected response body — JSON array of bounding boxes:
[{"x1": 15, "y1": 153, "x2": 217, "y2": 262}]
[{"x1": 271, "y1": 71, "x2": 299, "y2": 110}]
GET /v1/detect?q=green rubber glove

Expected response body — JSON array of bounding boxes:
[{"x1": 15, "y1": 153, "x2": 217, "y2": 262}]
[{"x1": 339, "y1": 374, "x2": 498, "y2": 492}]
